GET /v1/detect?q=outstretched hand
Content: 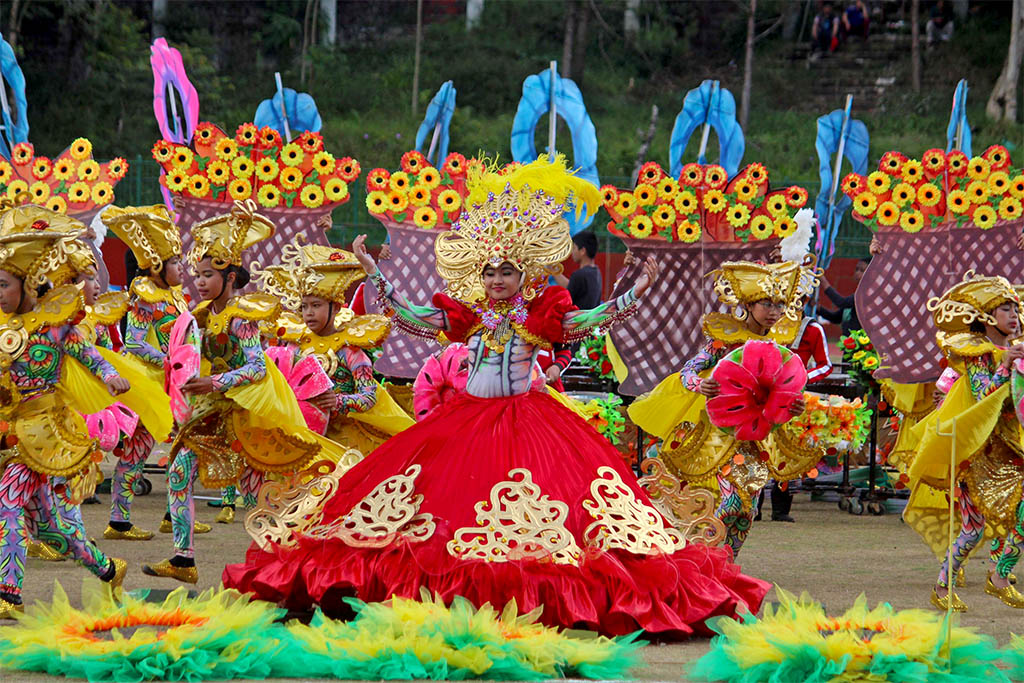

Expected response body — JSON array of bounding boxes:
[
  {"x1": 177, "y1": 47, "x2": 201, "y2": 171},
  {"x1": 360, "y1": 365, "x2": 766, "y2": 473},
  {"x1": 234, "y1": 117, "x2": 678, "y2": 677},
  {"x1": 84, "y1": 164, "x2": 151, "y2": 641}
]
[
  {"x1": 788, "y1": 396, "x2": 806, "y2": 417},
  {"x1": 105, "y1": 376, "x2": 130, "y2": 396},
  {"x1": 633, "y1": 256, "x2": 659, "y2": 298},
  {"x1": 352, "y1": 234, "x2": 377, "y2": 275}
]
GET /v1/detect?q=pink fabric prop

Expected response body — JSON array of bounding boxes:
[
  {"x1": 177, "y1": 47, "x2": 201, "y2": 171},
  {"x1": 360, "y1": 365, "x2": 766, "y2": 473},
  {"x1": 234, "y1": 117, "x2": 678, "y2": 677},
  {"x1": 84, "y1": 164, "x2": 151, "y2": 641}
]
[
  {"x1": 706, "y1": 340, "x2": 808, "y2": 441},
  {"x1": 266, "y1": 346, "x2": 334, "y2": 434},
  {"x1": 166, "y1": 311, "x2": 201, "y2": 425},
  {"x1": 936, "y1": 367, "x2": 961, "y2": 394},
  {"x1": 85, "y1": 403, "x2": 139, "y2": 451},
  {"x1": 413, "y1": 343, "x2": 469, "y2": 421}
]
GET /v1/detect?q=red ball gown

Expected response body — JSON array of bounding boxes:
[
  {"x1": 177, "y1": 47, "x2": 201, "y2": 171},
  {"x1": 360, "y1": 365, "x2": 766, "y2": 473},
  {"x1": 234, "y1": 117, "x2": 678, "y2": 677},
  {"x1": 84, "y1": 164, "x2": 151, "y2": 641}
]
[{"x1": 223, "y1": 274, "x2": 769, "y2": 638}]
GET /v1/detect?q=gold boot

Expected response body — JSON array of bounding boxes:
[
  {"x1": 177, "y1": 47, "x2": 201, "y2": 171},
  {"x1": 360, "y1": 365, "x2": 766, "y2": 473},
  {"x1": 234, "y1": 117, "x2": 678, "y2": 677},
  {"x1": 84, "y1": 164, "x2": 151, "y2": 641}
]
[
  {"x1": 0, "y1": 597, "x2": 24, "y2": 619},
  {"x1": 215, "y1": 506, "x2": 235, "y2": 524},
  {"x1": 141, "y1": 559, "x2": 197, "y2": 584},
  {"x1": 27, "y1": 540, "x2": 65, "y2": 562},
  {"x1": 931, "y1": 588, "x2": 967, "y2": 612},
  {"x1": 105, "y1": 557, "x2": 128, "y2": 592},
  {"x1": 955, "y1": 567, "x2": 965, "y2": 587},
  {"x1": 985, "y1": 576, "x2": 1024, "y2": 607},
  {"x1": 103, "y1": 525, "x2": 155, "y2": 541},
  {"x1": 159, "y1": 519, "x2": 212, "y2": 534}
]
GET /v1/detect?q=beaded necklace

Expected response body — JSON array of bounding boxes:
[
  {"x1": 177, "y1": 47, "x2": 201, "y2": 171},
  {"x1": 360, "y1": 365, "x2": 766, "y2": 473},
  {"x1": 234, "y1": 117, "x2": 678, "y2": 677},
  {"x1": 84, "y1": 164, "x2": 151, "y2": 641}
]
[{"x1": 471, "y1": 293, "x2": 529, "y2": 353}]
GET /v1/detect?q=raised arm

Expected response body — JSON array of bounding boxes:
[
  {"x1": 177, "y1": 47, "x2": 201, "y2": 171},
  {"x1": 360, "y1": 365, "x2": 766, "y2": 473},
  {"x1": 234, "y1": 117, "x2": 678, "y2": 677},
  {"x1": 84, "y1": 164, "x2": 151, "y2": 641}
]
[
  {"x1": 963, "y1": 353, "x2": 1011, "y2": 400},
  {"x1": 680, "y1": 342, "x2": 726, "y2": 392},
  {"x1": 354, "y1": 234, "x2": 449, "y2": 332},
  {"x1": 562, "y1": 255, "x2": 657, "y2": 336},
  {"x1": 124, "y1": 300, "x2": 167, "y2": 366},
  {"x1": 335, "y1": 346, "x2": 378, "y2": 413},
  {"x1": 210, "y1": 319, "x2": 267, "y2": 391}
]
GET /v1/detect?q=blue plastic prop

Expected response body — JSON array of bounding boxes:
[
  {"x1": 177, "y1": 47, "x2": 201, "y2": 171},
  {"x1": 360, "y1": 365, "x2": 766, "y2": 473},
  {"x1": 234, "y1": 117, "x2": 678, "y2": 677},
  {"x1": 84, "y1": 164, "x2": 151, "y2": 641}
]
[
  {"x1": 945, "y1": 79, "x2": 972, "y2": 157},
  {"x1": 510, "y1": 68, "x2": 599, "y2": 234},
  {"x1": 415, "y1": 81, "x2": 456, "y2": 168},
  {"x1": 668, "y1": 80, "x2": 744, "y2": 179},
  {"x1": 0, "y1": 32, "x2": 29, "y2": 159},
  {"x1": 254, "y1": 87, "x2": 321, "y2": 138},
  {"x1": 813, "y1": 104, "x2": 869, "y2": 269}
]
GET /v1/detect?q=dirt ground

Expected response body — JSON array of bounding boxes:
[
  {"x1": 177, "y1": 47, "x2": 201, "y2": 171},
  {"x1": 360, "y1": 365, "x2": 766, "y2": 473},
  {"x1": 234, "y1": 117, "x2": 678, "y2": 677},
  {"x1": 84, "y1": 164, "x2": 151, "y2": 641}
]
[{"x1": 2, "y1": 477, "x2": 1020, "y2": 682}]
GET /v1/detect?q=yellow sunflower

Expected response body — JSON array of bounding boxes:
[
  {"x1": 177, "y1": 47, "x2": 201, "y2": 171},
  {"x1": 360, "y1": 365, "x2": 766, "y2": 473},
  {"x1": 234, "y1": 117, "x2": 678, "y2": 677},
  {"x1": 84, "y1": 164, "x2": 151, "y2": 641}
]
[
  {"x1": 228, "y1": 178, "x2": 252, "y2": 201},
  {"x1": 389, "y1": 171, "x2": 411, "y2": 192},
  {"x1": 0, "y1": 162, "x2": 11, "y2": 185},
  {"x1": 388, "y1": 190, "x2": 409, "y2": 213},
  {"x1": 187, "y1": 174, "x2": 210, "y2": 198},
  {"x1": 899, "y1": 209, "x2": 925, "y2": 233},
  {"x1": 280, "y1": 143, "x2": 304, "y2": 167},
  {"x1": 947, "y1": 189, "x2": 970, "y2": 214},
  {"x1": 257, "y1": 184, "x2": 281, "y2": 208},
  {"x1": 28, "y1": 181, "x2": 50, "y2": 203},
  {"x1": 734, "y1": 179, "x2": 757, "y2": 202},
  {"x1": 66, "y1": 181, "x2": 89, "y2": 204},
  {"x1": 967, "y1": 156, "x2": 991, "y2": 181},
  {"x1": 628, "y1": 214, "x2": 654, "y2": 238},
  {"x1": 916, "y1": 184, "x2": 941, "y2": 207},
  {"x1": 867, "y1": 171, "x2": 891, "y2": 194},
  {"x1": 279, "y1": 166, "x2": 303, "y2": 191},
  {"x1": 215, "y1": 138, "x2": 239, "y2": 162},
  {"x1": 300, "y1": 185, "x2": 325, "y2": 209},
  {"x1": 255, "y1": 158, "x2": 279, "y2": 182},
  {"x1": 77, "y1": 160, "x2": 100, "y2": 181},
  {"x1": 634, "y1": 184, "x2": 657, "y2": 206},
  {"x1": 46, "y1": 196, "x2": 67, "y2": 213},
  {"x1": 999, "y1": 196, "x2": 1022, "y2": 221},
  {"x1": 853, "y1": 191, "x2": 878, "y2": 216},
  {"x1": 891, "y1": 182, "x2": 915, "y2": 206},
  {"x1": 677, "y1": 219, "x2": 701, "y2": 243},
  {"x1": 414, "y1": 206, "x2": 438, "y2": 229},
  {"x1": 876, "y1": 201, "x2": 900, "y2": 226},
  {"x1": 311, "y1": 151, "x2": 336, "y2": 175},
  {"x1": 614, "y1": 192, "x2": 636, "y2": 217},
  {"x1": 69, "y1": 137, "x2": 92, "y2": 160},
  {"x1": 407, "y1": 184, "x2": 431, "y2": 207},
  {"x1": 418, "y1": 166, "x2": 441, "y2": 190},
  {"x1": 657, "y1": 177, "x2": 679, "y2": 200},
  {"x1": 749, "y1": 215, "x2": 774, "y2": 240},
  {"x1": 766, "y1": 194, "x2": 788, "y2": 215},
  {"x1": 900, "y1": 159, "x2": 923, "y2": 184},
  {"x1": 703, "y1": 189, "x2": 726, "y2": 213},
  {"x1": 171, "y1": 146, "x2": 194, "y2": 170},
  {"x1": 727, "y1": 203, "x2": 751, "y2": 228},
  {"x1": 966, "y1": 180, "x2": 989, "y2": 204},
  {"x1": 972, "y1": 204, "x2": 997, "y2": 230},
  {"x1": 988, "y1": 171, "x2": 1010, "y2": 195},
  {"x1": 206, "y1": 161, "x2": 230, "y2": 186},
  {"x1": 1010, "y1": 175, "x2": 1024, "y2": 200},
  {"x1": 773, "y1": 215, "x2": 797, "y2": 237},
  {"x1": 674, "y1": 191, "x2": 697, "y2": 215},
  {"x1": 52, "y1": 159, "x2": 73, "y2": 181},
  {"x1": 324, "y1": 177, "x2": 349, "y2": 203},
  {"x1": 366, "y1": 190, "x2": 388, "y2": 214},
  {"x1": 438, "y1": 189, "x2": 462, "y2": 214},
  {"x1": 90, "y1": 181, "x2": 113, "y2": 205},
  {"x1": 231, "y1": 156, "x2": 254, "y2": 179},
  {"x1": 652, "y1": 204, "x2": 676, "y2": 228}
]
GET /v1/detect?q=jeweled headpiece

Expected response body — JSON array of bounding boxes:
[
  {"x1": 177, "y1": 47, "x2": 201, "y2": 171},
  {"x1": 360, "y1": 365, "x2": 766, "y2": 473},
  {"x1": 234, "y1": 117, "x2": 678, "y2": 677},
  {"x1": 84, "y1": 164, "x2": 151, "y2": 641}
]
[
  {"x1": 187, "y1": 199, "x2": 274, "y2": 270},
  {"x1": 101, "y1": 204, "x2": 181, "y2": 272},
  {"x1": 711, "y1": 260, "x2": 814, "y2": 322},
  {"x1": 434, "y1": 155, "x2": 601, "y2": 301},
  {"x1": 0, "y1": 229, "x2": 85, "y2": 290},
  {"x1": 928, "y1": 270, "x2": 1022, "y2": 333}
]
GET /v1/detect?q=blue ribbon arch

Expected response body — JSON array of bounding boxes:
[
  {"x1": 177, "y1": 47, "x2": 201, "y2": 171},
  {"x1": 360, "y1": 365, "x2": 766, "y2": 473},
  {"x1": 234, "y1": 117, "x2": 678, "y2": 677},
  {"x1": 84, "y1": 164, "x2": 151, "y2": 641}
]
[
  {"x1": 668, "y1": 80, "x2": 744, "y2": 179},
  {"x1": 415, "y1": 81, "x2": 456, "y2": 168},
  {"x1": 254, "y1": 88, "x2": 322, "y2": 137},
  {"x1": 945, "y1": 79, "x2": 972, "y2": 157},
  {"x1": 813, "y1": 107, "x2": 869, "y2": 269},
  {"x1": 510, "y1": 69, "x2": 599, "y2": 234},
  {"x1": 0, "y1": 32, "x2": 29, "y2": 159}
]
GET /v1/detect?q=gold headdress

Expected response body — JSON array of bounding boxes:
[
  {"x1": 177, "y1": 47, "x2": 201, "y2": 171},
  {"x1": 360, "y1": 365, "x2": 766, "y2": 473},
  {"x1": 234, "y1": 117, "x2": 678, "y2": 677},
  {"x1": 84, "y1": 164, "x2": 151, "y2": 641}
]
[
  {"x1": 0, "y1": 205, "x2": 95, "y2": 287},
  {"x1": 434, "y1": 155, "x2": 601, "y2": 301},
  {"x1": 101, "y1": 204, "x2": 181, "y2": 272},
  {"x1": 187, "y1": 199, "x2": 274, "y2": 270},
  {"x1": 710, "y1": 260, "x2": 814, "y2": 322},
  {"x1": 927, "y1": 271, "x2": 1022, "y2": 334},
  {"x1": 253, "y1": 262, "x2": 301, "y2": 310},
  {"x1": 0, "y1": 229, "x2": 86, "y2": 290}
]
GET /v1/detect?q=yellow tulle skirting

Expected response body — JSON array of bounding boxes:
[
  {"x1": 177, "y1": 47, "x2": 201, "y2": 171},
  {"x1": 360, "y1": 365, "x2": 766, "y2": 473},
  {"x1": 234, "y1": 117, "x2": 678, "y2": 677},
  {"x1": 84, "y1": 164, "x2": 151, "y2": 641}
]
[{"x1": 326, "y1": 384, "x2": 415, "y2": 454}]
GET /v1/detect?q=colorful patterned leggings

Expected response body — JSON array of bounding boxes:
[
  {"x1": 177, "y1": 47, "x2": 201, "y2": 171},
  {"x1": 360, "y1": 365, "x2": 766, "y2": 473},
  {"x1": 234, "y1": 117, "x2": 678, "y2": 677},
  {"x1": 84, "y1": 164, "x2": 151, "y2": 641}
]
[
  {"x1": 167, "y1": 449, "x2": 264, "y2": 558},
  {"x1": 0, "y1": 463, "x2": 111, "y2": 597},
  {"x1": 110, "y1": 427, "x2": 156, "y2": 524},
  {"x1": 938, "y1": 482, "x2": 1024, "y2": 586},
  {"x1": 220, "y1": 467, "x2": 264, "y2": 508},
  {"x1": 715, "y1": 473, "x2": 754, "y2": 557}
]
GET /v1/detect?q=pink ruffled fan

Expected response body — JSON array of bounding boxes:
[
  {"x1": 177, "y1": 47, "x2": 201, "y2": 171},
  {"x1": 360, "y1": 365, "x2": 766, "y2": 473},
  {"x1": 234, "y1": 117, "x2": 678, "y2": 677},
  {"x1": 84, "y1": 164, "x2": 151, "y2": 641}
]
[
  {"x1": 85, "y1": 403, "x2": 139, "y2": 451},
  {"x1": 706, "y1": 340, "x2": 808, "y2": 442},
  {"x1": 166, "y1": 312, "x2": 201, "y2": 424},
  {"x1": 936, "y1": 367, "x2": 961, "y2": 394},
  {"x1": 265, "y1": 346, "x2": 335, "y2": 434},
  {"x1": 413, "y1": 343, "x2": 469, "y2": 421}
]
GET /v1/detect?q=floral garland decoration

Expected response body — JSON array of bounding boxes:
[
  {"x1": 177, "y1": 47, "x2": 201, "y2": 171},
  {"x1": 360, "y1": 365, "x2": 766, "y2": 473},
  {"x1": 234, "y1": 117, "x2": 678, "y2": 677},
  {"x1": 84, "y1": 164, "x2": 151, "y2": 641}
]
[
  {"x1": 600, "y1": 160, "x2": 808, "y2": 243},
  {"x1": 789, "y1": 393, "x2": 872, "y2": 458},
  {"x1": 576, "y1": 394, "x2": 627, "y2": 445},
  {"x1": 840, "y1": 329, "x2": 880, "y2": 391},
  {"x1": 152, "y1": 123, "x2": 357, "y2": 211},
  {"x1": 364, "y1": 149, "x2": 473, "y2": 230},
  {"x1": 575, "y1": 334, "x2": 617, "y2": 380},
  {"x1": 843, "y1": 144, "x2": 1024, "y2": 233},
  {"x1": 0, "y1": 138, "x2": 126, "y2": 216},
  {"x1": 690, "y1": 587, "x2": 1005, "y2": 683}
]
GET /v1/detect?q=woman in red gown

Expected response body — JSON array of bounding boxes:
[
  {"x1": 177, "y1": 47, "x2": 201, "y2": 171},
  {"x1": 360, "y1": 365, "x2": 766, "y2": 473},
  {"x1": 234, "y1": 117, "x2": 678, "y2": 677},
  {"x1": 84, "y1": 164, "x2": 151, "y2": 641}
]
[{"x1": 223, "y1": 157, "x2": 769, "y2": 638}]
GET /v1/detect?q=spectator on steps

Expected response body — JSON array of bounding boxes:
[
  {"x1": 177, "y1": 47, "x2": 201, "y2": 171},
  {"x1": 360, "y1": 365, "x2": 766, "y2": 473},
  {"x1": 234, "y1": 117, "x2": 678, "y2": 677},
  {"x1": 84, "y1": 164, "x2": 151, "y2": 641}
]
[
  {"x1": 818, "y1": 257, "x2": 870, "y2": 335},
  {"x1": 811, "y1": 1, "x2": 841, "y2": 55},
  {"x1": 842, "y1": 0, "x2": 870, "y2": 40},
  {"x1": 926, "y1": 0, "x2": 954, "y2": 45}
]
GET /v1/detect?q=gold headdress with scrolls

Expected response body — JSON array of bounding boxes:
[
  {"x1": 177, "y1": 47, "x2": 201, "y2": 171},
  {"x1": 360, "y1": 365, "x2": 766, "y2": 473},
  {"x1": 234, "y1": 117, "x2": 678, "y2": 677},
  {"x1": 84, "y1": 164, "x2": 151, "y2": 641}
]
[
  {"x1": 0, "y1": 205, "x2": 95, "y2": 288},
  {"x1": 710, "y1": 260, "x2": 815, "y2": 322},
  {"x1": 434, "y1": 155, "x2": 601, "y2": 301},
  {"x1": 0, "y1": 229, "x2": 86, "y2": 290},
  {"x1": 927, "y1": 270, "x2": 1022, "y2": 334},
  {"x1": 101, "y1": 204, "x2": 181, "y2": 272},
  {"x1": 188, "y1": 199, "x2": 275, "y2": 270}
]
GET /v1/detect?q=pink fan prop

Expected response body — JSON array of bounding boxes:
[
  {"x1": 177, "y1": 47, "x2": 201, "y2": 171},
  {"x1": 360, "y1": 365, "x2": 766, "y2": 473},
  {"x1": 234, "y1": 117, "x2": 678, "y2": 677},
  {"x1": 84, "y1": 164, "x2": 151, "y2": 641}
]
[
  {"x1": 706, "y1": 340, "x2": 808, "y2": 442},
  {"x1": 166, "y1": 311, "x2": 201, "y2": 424},
  {"x1": 85, "y1": 403, "x2": 139, "y2": 451},
  {"x1": 413, "y1": 343, "x2": 469, "y2": 421},
  {"x1": 936, "y1": 367, "x2": 961, "y2": 394},
  {"x1": 266, "y1": 346, "x2": 334, "y2": 434}
]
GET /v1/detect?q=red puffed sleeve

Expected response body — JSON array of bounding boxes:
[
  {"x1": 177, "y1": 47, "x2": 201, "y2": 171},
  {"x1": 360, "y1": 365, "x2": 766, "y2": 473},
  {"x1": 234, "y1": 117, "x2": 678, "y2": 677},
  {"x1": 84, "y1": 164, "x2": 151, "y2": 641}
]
[
  {"x1": 432, "y1": 292, "x2": 480, "y2": 343},
  {"x1": 525, "y1": 286, "x2": 577, "y2": 344}
]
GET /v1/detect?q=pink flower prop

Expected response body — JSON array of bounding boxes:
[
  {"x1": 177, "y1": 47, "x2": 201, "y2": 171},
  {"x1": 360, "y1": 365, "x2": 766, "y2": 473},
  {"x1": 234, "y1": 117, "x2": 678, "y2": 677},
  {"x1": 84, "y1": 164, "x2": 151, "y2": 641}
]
[
  {"x1": 413, "y1": 343, "x2": 469, "y2": 421},
  {"x1": 166, "y1": 312, "x2": 201, "y2": 424},
  {"x1": 706, "y1": 340, "x2": 808, "y2": 441},
  {"x1": 85, "y1": 403, "x2": 139, "y2": 451},
  {"x1": 266, "y1": 346, "x2": 334, "y2": 434},
  {"x1": 936, "y1": 367, "x2": 961, "y2": 394}
]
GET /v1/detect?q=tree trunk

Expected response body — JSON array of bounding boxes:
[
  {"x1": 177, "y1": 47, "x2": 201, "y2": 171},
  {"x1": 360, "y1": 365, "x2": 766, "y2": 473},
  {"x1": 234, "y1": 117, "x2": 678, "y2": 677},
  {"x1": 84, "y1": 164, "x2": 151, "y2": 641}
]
[
  {"x1": 570, "y1": 1, "x2": 589, "y2": 86},
  {"x1": 561, "y1": 0, "x2": 578, "y2": 78},
  {"x1": 631, "y1": 104, "x2": 659, "y2": 185},
  {"x1": 740, "y1": 0, "x2": 756, "y2": 130},
  {"x1": 6, "y1": 0, "x2": 24, "y2": 52},
  {"x1": 987, "y1": 0, "x2": 1024, "y2": 122},
  {"x1": 911, "y1": 0, "x2": 920, "y2": 94},
  {"x1": 624, "y1": 0, "x2": 640, "y2": 44},
  {"x1": 152, "y1": 0, "x2": 167, "y2": 39},
  {"x1": 321, "y1": 0, "x2": 336, "y2": 46},
  {"x1": 466, "y1": 0, "x2": 484, "y2": 31}
]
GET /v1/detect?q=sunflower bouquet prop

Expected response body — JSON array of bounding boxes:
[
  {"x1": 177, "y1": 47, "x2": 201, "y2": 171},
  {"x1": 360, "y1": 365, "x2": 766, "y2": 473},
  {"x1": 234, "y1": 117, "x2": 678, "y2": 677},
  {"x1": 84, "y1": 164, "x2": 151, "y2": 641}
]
[
  {"x1": 842, "y1": 144, "x2": 1024, "y2": 233},
  {"x1": 282, "y1": 591, "x2": 645, "y2": 681},
  {"x1": 790, "y1": 393, "x2": 871, "y2": 456},
  {"x1": 576, "y1": 334, "x2": 617, "y2": 381},
  {"x1": 691, "y1": 587, "x2": 1006, "y2": 683},
  {"x1": 152, "y1": 122, "x2": 359, "y2": 211},
  {"x1": 0, "y1": 138, "x2": 126, "y2": 216},
  {"x1": 364, "y1": 149, "x2": 473, "y2": 230},
  {"x1": 601, "y1": 160, "x2": 808, "y2": 242},
  {"x1": 840, "y1": 329, "x2": 880, "y2": 391}
]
